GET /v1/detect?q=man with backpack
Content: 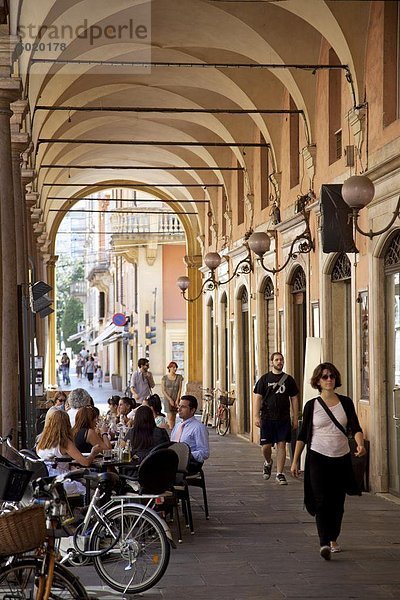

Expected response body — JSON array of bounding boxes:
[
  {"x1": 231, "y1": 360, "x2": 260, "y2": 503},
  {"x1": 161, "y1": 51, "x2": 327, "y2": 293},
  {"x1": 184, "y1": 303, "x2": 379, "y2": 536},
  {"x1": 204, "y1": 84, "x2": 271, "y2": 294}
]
[{"x1": 254, "y1": 352, "x2": 299, "y2": 485}]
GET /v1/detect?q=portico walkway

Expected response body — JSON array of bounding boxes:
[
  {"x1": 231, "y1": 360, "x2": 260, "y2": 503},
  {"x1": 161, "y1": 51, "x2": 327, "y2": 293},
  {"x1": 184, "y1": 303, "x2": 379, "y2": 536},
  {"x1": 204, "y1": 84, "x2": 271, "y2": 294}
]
[{"x1": 77, "y1": 431, "x2": 400, "y2": 599}]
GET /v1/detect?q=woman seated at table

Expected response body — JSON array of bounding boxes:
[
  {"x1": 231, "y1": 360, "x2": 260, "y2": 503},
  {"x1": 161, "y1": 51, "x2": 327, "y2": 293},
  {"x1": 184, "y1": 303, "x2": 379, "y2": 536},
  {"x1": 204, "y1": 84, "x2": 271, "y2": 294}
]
[
  {"x1": 145, "y1": 394, "x2": 168, "y2": 429},
  {"x1": 125, "y1": 405, "x2": 169, "y2": 461},
  {"x1": 106, "y1": 396, "x2": 120, "y2": 420},
  {"x1": 118, "y1": 396, "x2": 136, "y2": 425},
  {"x1": 36, "y1": 409, "x2": 101, "y2": 496},
  {"x1": 72, "y1": 406, "x2": 112, "y2": 453}
]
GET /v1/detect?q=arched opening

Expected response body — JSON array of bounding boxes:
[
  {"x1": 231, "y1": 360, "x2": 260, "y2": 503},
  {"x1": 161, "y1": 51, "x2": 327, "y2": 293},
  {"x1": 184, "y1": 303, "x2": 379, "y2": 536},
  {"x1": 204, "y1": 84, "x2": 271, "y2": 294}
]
[
  {"x1": 239, "y1": 286, "x2": 250, "y2": 434},
  {"x1": 206, "y1": 296, "x2": 215, "y2": 390},
  {"x1": 290, "y1": 266, "x2": 306, "y2": 397},
  {"x1": 220, "y1": 292, "x2": 228, "y2": 392},
  {"x1": 260, "y1": 276, "x2": 275, "y2": 374},
  {"x1": 384, "y1": 231, "x2": 400, "y2": 495},
  {"x1": 331, "y1": 252, "x2": 352, "y2": 395}
]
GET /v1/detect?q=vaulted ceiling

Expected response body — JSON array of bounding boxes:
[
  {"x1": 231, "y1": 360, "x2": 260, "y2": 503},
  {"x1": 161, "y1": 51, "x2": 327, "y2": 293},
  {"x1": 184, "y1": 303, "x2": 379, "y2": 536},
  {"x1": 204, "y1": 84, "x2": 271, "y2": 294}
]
[{"x1": 12, "y1": 0, "x2": 371, "y2": 251}]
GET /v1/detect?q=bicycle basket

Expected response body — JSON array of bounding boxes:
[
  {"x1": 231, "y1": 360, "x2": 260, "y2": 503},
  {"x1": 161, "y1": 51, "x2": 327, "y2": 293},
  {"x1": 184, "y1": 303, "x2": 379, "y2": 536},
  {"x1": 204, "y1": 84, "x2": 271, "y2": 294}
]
[
  {"x1": 0, "y1": 455, "x2": 33, "y2": 502},
  {"x1": 0, "y1": 504, "x2": 47, "y2": 556},
  {"x1": 219, "y1": 395, "x2": 235, "y2": 406}
]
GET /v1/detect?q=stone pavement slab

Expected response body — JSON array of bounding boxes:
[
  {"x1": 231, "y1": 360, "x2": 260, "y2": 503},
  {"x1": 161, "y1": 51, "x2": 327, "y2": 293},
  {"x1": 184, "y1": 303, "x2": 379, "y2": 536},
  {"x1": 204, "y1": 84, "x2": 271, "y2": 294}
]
[{"x1": 72, "y1": 431, "x2": 400, "y2": 599}]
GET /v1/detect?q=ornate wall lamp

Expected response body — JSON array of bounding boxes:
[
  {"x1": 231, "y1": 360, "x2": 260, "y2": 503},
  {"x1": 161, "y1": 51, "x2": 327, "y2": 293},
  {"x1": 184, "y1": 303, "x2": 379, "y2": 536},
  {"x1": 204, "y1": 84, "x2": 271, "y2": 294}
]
[
  {"x1": 247, "y1": 194, "x2": 314, "y2": 274},
  {"x1": 341, "y1": 175, "x2": 400, "y2": 239},
  {"x1": 177, "y1": 245, "x2": 252, "y2": 303}
]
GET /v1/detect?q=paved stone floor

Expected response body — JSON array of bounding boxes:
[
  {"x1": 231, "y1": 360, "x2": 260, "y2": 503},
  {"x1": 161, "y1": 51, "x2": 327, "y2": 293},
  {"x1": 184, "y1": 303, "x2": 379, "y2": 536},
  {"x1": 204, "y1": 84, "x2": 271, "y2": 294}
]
[{"x1": 68, "y1": 426, "x2": 400, "y2": 599}]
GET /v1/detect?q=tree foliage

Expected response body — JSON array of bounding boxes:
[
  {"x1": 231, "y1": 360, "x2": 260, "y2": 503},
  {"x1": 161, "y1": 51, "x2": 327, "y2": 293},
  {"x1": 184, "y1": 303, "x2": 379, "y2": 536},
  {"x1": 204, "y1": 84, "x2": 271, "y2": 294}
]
[
  {"x1": 62, "y1": 296, "x2": 84, "y2": 354},
  {"x1": 56, "y1": 259, "x2": 85, "y2": 349}
]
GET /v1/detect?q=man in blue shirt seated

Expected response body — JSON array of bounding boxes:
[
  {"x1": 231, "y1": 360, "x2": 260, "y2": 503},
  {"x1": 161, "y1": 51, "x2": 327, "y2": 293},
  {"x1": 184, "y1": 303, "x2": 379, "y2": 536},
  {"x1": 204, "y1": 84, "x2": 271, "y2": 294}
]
[{"x1": 171, "y1": 395, "x2": 209, "y2": 473}]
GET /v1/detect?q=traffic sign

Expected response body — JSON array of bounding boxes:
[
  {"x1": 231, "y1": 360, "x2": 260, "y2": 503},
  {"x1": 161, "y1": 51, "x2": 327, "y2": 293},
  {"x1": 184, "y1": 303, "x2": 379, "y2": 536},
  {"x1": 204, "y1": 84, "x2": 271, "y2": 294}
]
[{"x1": 112, "y1": 313, "x2": 127, "y2": 326}]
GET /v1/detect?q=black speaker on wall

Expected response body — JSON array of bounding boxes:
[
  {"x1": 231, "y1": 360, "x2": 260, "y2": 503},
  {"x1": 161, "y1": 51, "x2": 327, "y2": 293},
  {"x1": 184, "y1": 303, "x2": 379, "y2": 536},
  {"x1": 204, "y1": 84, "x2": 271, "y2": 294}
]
[{"x1": 320, "y1": 184, "x2": 358, "y2": 254}]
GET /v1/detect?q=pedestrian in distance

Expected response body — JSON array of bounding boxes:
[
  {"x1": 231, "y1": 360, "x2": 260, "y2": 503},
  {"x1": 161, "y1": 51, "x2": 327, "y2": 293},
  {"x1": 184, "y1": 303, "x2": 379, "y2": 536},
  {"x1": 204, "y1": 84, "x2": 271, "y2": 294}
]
[
  {"x1": 96, "y1": 364, "x2": 103, "y2": 387},
  {"x1": 161, "y1": 361, "x2": 183, "y2": 429},
  {"x1": 85, "y1": 356, "x2": 95, "y2": 387},
  {"x1": 254, "y1": 352, "x2": 299, "y2": 485},
  {"x1": 60, "y1": 352, "x2": 71, "y2": 385},
  {"x1": 290, "y1": 362, "x2": 366, "y2": 560},
  {"x1": 130, "y1": 358, "x2": 155, "y2": 404}
]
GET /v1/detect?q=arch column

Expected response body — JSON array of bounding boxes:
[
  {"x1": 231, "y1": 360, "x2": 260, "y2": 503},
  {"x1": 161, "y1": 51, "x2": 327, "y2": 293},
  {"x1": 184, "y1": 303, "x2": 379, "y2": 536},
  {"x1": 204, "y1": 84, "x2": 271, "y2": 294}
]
[
  {"x1": 45, "y1": 255, "x2": 58, "y2": 387},
  {"x1": 183, "y1": 254, "x2": 203, "y2": 397},
  {"x1": 0, "y1": 74, "x2": 21, "y2": 436},
  {"x1": 11, "y1": 100, "x2": 29, "y2": 285}
]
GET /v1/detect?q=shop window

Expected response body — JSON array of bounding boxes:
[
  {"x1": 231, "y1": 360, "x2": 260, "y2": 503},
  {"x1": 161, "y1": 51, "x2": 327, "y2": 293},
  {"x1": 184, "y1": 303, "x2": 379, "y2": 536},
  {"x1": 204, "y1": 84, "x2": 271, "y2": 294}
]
[{"x1": 99, "y1": 292, "x2": 105, "y2": 320}]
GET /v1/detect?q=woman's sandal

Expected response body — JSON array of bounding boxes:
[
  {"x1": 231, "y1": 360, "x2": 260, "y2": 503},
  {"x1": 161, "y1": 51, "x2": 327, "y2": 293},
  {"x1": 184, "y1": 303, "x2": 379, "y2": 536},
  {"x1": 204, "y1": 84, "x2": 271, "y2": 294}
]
[{"x1": 330, "y1": 544, "x2": 342, "y2": 553}]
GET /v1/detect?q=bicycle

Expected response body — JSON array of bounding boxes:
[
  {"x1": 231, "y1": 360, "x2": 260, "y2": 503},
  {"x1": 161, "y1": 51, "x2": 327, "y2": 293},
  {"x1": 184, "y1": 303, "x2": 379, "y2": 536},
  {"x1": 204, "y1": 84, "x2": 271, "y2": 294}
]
[
  {"x1": 62, "y1": 470, "x2": 175, "y2": 595},
  {"x1": 200, "y1": 387, "x2": 216, "y2": 426},
  {"x1": 0, "y1": 470, "x2": 90, "y2": 600},
  {"x1": 216, "y1": 392, "x2": 236, "y2": 436}
]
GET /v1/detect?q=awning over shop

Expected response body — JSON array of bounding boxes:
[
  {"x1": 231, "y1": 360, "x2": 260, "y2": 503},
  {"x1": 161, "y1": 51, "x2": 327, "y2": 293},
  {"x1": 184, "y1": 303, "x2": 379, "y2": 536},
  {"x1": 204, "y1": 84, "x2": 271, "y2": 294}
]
[
  {"x1": 102, "y1": 332, "x2": 123, "y2": 346},
  {"x1": 67, "y1": 329, "x2": 93, "y2": 343},
  {"x1": 90, "y1": 323, "x2": 124, "y2": 346}
]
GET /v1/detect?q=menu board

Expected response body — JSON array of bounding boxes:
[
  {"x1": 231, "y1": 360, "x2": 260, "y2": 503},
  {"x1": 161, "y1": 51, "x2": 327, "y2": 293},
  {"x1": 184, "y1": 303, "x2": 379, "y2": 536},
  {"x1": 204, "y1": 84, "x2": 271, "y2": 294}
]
[{"x1": 171, "y1": 341, "x2": 184, "y2": 375}]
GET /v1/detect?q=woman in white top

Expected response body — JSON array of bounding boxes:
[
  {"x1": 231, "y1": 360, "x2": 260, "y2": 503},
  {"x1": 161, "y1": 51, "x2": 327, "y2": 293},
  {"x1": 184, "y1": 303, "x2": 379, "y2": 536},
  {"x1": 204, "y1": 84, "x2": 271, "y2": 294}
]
[
  {"x1": 36, "y1": 409, "x2": 101, "y2": 496},
  {"x1": 291, "y1": 363, "x2": 366, "y2": 561}
]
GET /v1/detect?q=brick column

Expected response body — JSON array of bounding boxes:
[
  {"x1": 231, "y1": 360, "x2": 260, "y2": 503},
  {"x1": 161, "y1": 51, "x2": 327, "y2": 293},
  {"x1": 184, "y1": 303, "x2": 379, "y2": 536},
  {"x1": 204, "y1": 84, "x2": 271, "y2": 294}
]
[{"x1": 0, "y1": 27, "x2": 22, "y2": 436}]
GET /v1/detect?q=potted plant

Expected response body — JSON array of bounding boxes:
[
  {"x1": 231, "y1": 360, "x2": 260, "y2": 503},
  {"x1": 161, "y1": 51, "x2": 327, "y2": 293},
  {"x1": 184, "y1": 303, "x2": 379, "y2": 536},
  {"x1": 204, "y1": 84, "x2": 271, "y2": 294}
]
[
  {"x1": 111, "y1": 373, "x2": 123, "y2": 391},
  {"x1": 104, "y1": 371, "x2": 110, "y2": 383}
]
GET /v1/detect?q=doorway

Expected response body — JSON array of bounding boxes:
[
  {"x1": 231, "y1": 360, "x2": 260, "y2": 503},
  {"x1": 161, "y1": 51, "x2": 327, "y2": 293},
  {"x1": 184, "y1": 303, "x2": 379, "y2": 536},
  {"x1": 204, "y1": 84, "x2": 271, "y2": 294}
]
[
  {"x1": 331, "y1": 253, "x2": 353, "y2": 395},
  {"x1": 240, "y1": 287, "x2": 250, "y2": 434},
  {"x1": 385, "y1": 232, "x2": 400, "y2": 494},
  {"x1": 291, "y1": 267, "x2": 306, "y2": 397}
]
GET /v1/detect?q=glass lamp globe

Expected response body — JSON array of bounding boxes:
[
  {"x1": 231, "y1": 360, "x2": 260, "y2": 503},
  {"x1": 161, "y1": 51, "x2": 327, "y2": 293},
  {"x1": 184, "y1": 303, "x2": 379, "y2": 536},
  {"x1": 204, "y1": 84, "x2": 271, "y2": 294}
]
[
  {"x1": 342, "y1": 175, "x2": 375, "y2": 210},
  {"x1": 204, "y1": 252, "x2": 222, "y2": 270},
  {"x1": 177, "y1": 276, "x2": 190, "y2": 291},
  {"x1": 248, "y1": 231, "x2": 271, "y2": 257}
]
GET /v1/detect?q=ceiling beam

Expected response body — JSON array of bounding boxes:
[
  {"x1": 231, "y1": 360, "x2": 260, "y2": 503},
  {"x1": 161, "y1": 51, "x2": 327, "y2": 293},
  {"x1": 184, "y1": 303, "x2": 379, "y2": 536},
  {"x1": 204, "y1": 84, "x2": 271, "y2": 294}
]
[
  {"x1": 35, "y1": 105, "x2": 303, "y2": 114},
  {"x1": 37, "y1": 139, "x2": 269, "y2": 147},
  {"x1": 41, "y1": 182, "x2": 222, "y2": 187},
  {"x1": 44, "y1": 197, "x2": 210, "y2": 203},
  {"x1": 39, "y1": 164, "x2": 243, "y2": 170}
]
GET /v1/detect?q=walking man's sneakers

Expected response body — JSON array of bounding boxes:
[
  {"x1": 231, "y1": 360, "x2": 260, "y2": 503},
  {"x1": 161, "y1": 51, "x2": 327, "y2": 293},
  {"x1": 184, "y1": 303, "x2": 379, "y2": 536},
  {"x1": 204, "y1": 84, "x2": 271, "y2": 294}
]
[
  {"x1": 263, "y1": 460, "x2": 273, "y2": 480},
  {"x1": 275, "y1": 473, "x2": 288, "y2": 485}
]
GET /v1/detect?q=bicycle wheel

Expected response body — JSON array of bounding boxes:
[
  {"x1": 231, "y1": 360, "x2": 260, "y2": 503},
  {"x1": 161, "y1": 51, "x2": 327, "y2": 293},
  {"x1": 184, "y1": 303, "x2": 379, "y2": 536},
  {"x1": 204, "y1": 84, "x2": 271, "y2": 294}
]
[
  {"x1": 0, "y1": 557, "x2": 89, "y2": 599},
  {"x1": 216, "y1": 405, "x2": 230, "y2": 436},
  {"x1": 201, "y1": 398, "x2": 210, "y2": 425},
  {"x1": 92, "y1": 504, "x2": 170, "y2": 594}
]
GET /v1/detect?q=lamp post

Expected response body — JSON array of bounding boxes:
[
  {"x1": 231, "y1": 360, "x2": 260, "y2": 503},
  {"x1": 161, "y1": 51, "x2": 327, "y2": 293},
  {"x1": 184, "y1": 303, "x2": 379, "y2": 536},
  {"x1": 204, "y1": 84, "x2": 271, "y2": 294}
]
[
  {"x1": 341, "y1": 174, "x2": 400, "y2": 239},
  {"x1": 177, "y1": 246, "x2": 252, "y2": 302},
  {"x1": 247, "y1": 199, "x2": 314, "y2": 274}
]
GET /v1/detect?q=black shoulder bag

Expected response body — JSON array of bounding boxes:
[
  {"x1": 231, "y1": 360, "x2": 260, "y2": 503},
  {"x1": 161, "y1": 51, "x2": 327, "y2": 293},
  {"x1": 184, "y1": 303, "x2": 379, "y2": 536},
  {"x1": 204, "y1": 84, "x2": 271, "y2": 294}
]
[{"x1": 317, "y1": 397, "x2": 366, "y2": 494}]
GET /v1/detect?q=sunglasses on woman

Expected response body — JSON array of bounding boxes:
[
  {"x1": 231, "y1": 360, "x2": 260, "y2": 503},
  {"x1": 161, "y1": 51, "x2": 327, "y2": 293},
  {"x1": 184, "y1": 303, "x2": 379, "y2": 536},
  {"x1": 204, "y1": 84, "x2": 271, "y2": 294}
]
[{"x1": 321, "y1": 374, "x2": 335, "y2": 380}]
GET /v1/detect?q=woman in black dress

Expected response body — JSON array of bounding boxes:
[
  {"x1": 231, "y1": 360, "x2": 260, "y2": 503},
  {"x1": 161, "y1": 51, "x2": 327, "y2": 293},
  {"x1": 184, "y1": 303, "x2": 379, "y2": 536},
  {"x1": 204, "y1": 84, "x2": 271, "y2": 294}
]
[
  {"x1": 291, "y1": 362, "x2": 366, "y2": 560},
  {"x1": 72, "y1": 406, "x2": 111, "y2": 453},
  {"x1": 125, "y1": 405, "x2": 169, "y2": 461}
]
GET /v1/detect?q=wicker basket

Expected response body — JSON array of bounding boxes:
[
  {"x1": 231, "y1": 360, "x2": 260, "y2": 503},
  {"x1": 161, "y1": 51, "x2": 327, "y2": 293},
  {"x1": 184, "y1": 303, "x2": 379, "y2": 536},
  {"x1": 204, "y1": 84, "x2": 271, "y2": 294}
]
[
  {"x1": 0, "y1": 505, "x2": 47, "y2": 556},
  {"x1": 219, "y1": 395, "x2": 235, "y2": 406}
]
